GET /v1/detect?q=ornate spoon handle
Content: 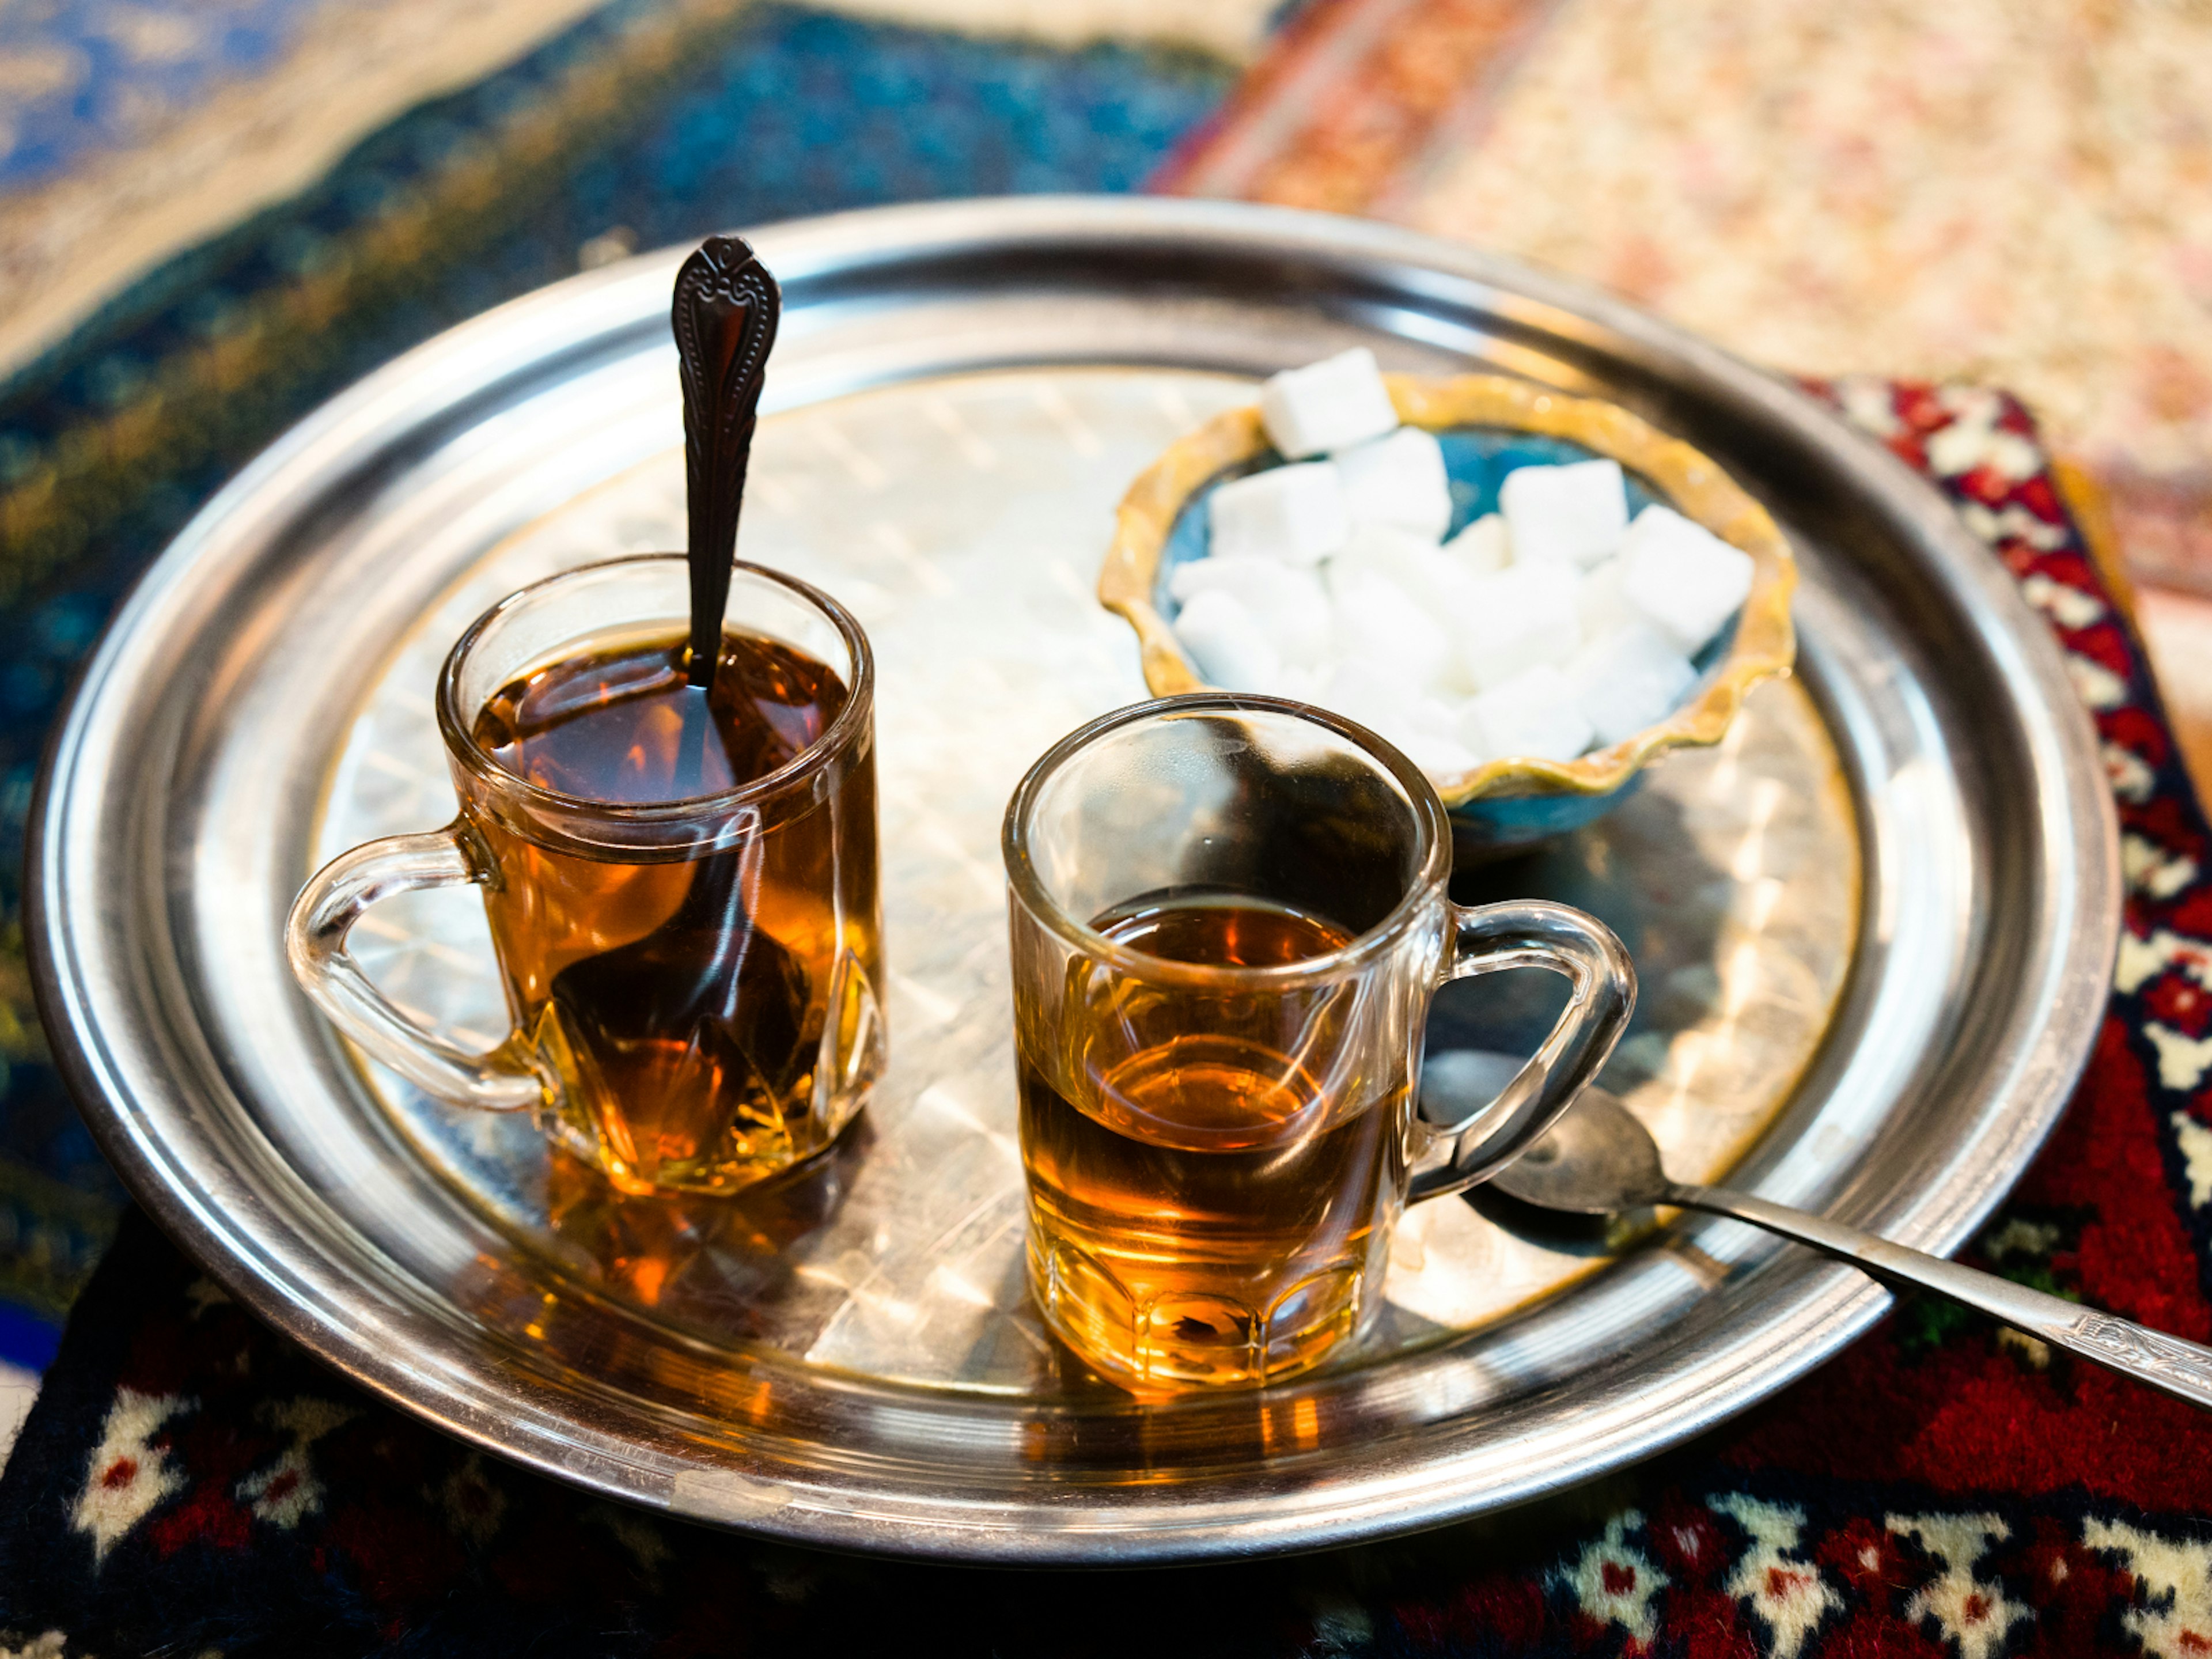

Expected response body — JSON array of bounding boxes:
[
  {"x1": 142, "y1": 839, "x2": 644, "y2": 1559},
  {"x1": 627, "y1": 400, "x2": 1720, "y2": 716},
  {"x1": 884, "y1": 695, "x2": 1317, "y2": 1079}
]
[
  {"x1": 1670, "y1": 1182, "x2": 2212, "y2": 1411},
  {"x1": 672, "y1": 234, "x2": 781, "y2": 691}
]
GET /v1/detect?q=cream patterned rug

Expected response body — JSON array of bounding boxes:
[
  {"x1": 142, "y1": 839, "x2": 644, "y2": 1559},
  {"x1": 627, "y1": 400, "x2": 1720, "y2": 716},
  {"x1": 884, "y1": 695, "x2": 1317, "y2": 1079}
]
[
  {"x1": 820, "y1": 0, "x2": 1274, "y2": 55},
  {"x1": 1395, "y1": 0, "x2": 2212, "y2": 585}
]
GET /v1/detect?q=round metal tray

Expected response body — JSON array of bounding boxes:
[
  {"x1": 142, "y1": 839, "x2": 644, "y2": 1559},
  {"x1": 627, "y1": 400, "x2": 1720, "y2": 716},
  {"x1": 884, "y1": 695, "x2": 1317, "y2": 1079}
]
[{"x1": 30, "y1": 197, "x2": 2119, "y2": 1564}]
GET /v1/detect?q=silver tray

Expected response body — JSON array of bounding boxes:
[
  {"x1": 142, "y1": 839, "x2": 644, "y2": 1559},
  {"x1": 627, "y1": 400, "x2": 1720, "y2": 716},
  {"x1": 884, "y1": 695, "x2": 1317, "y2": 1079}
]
[{"x1": 31, "y1": 197, "x2": 2119, "y2": 1563}]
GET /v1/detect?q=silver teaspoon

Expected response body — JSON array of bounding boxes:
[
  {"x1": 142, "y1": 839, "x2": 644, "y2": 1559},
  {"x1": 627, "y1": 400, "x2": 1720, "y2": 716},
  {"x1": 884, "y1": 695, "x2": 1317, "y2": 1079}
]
[{"x1": 1487, "y1": 1086, "x2": 2212, "y2": 1411}]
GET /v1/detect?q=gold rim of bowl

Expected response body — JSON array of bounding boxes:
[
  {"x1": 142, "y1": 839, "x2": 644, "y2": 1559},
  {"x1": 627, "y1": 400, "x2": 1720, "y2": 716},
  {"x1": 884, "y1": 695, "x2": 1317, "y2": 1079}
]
[{"x1": 1097, "y1": 373, "x2": 1800, "y2": 806}]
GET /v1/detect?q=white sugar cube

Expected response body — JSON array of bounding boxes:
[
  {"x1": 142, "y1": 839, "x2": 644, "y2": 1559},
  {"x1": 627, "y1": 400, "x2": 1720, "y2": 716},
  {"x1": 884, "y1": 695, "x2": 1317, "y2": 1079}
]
[
  {"x1": 1323, "y1": 522, "x2": 1427, "y2": 600},
  {"x1": 1169, "y1": 556, "x2": 1332, "y2": 662},
  {"x1": 1316, "y1": 658, "x2": 1421, "y2": 741},
  {"x1": 1172, "y1": 589, "x2": 1280, "y2": 692},
  {"x1": 1253, "y1": 584, "x2": 1334, "y2": 666},
  {"x1": 1316, "y1": 661, "x2": 1460, "y2": 762},
  {"x1": 1330, "y1": 573, "x2": 1455, "y2": 692},
  {"x1": 1336, "y1": 427, "x2": 1452, "y2": 540},
  {"x1": 1618, "y1": 506, "x2": 1754, "y2": 653},
  {"x1": 1327, "y1": 524, "x2": 1479, "y2": 622},
  {"x1": 1568, "y1": 623, "x2": 1698, "y2": 747},
  {"x1": 1460, "y1": 664, "x2": 1595, "y2": 763},
  {"x1": 1169, "y1": 555, "x2": 1255, "y2": 604},
  {"x1": 1259, "y1": 348, "x2": 1399, "y2": 460},
  {"x1": 1498, "y1": 459, "x2": 1628, "y2": 568},
  {"x1": 1452, "y1": 562, "x2": 1581, "y2": 692},
  {"x1": 1322, "y1": 656, "x2": 1422, "y2": 713},
  {"x1": 1576, "y1": 558, "x2": 1637, "y2": 640},
  {"x1": 1209, "y1": 461, "x2": 1350, "y2": 566},
  {"x1": 1396, "y1": 729, "x2": 1483, "y2": 779},
  {"x1": 1443, "y1": 513, "x2": 1511, "y2": 574}
]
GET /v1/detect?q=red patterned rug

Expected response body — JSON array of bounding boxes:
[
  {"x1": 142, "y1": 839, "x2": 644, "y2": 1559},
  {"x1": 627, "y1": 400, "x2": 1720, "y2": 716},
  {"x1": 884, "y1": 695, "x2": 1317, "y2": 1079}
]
[
  {"x1": 1155, "y1": 0, "x2": 1562, "y2": 214},
  {"x1": 2, "y1": 383, "x2": 2209, "y2": 1656}
]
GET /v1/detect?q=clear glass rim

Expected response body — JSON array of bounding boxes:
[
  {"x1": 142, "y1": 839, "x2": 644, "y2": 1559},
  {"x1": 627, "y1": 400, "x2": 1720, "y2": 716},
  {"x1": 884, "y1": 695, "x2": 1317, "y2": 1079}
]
[
  {"x1": 436, "y1": 553, "x2": 874, "y2": 824},
  {"x1": 1001, "y1": 692, "x2": 1453, "y2": 991}
]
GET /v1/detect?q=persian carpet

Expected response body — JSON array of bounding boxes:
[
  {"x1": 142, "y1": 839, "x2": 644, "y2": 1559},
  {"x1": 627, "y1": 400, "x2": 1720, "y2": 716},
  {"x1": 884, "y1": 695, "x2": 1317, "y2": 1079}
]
[{"x1": 2, "y1": 384, "x2": 2210, "y2": 1656}]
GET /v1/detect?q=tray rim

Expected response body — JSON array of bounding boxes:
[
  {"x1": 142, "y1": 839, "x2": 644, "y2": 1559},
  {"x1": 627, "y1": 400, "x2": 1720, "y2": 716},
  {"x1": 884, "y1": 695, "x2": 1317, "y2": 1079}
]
[{"x1": 28, "y1": 195, "x2": 2121, "y2": 1563}]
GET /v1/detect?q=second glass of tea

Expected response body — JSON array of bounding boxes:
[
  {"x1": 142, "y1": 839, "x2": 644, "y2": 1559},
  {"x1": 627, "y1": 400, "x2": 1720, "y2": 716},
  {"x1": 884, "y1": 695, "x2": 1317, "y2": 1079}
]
[
  {"x1": 1003, "y1": 694, "x2": 1635, "y2": 1392},
  {"x1": 287, "y1": 554, "x2": 884, "y2": 1197}
]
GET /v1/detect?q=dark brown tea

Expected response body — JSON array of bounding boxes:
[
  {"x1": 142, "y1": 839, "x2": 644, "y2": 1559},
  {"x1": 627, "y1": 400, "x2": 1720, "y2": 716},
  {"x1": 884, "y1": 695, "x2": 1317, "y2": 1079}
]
[
  {"x1": 464, "y1": 627, "x2": 882, "y2": 1196},
  {"x1": 1018, "y1": 895, "x2": 1406, "y2": 1389}
]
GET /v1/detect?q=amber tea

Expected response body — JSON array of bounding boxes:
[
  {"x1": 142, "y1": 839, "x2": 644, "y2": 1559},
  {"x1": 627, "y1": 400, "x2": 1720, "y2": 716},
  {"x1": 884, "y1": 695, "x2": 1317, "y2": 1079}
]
[
  {"x1": 1020, "y1": 895, "x2": 1407, "y2": 1390},
  {"x1": 465, "y1": 626, "x2": 881, "y2": 1196},
  {"x1": 1002, "y1": 696, "x2": 1634, "y2": 1395}
]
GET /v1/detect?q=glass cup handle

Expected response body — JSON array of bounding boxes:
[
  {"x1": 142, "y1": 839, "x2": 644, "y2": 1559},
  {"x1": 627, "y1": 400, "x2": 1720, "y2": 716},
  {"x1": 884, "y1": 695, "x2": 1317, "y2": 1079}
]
[
  {"x1": 1406, "y1": 899, "x2": 1637, "y2": 1204},
  {"x1": 284, "y1": 824, "x2": 547, "y2": 1112}
]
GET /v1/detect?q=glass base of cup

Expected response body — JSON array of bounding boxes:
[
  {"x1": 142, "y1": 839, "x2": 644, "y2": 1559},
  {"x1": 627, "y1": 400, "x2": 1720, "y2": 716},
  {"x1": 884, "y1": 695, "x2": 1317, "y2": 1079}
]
[
  {"x1": 540, "y1": 1089, "x2": 871, "y2": 1199},
  {"x1": 1026, "y1": 1231, "x2": 1373, "y2": 1395}
]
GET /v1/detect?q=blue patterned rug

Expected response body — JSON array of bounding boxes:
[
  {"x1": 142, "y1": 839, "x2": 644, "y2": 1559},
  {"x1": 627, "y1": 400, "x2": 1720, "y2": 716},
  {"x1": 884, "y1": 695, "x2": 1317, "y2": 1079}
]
[
  {"x1": 0, "y1": 0, "x2": 1233, "y2": 1365},
  {"x1": 2, "y1": 1, "x2": 343, "y2": 191}
]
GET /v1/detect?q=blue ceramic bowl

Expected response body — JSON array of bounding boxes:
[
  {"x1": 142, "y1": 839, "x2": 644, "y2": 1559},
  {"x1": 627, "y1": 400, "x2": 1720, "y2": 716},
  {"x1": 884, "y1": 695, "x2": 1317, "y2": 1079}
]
[{"x1": 1098, "y1": 373, "x2": 1796, "y2": 858}]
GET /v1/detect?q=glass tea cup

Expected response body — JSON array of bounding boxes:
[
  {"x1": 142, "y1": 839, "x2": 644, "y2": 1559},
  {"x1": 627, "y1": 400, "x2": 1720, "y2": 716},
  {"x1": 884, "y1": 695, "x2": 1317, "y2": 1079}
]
[
  {"x1": 1002, "y1": 694, "x2": 1635, "y2": 1392},
  {"x1": 286, "y1": 554, "x2": 885, "y2": 1197}
]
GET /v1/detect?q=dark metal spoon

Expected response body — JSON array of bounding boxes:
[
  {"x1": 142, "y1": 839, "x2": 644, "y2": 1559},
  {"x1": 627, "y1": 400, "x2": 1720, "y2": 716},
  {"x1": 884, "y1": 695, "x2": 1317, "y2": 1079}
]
[
  {"x1": 1489, "y1": 1086, "x2": 2212, "y2": 1411},
  {"x1": 547, "y1": 828, "x2": 809, "y2": 1162},
  {"x1": 541, "y1": 241, "x2": 802, "y2": 1177},
  {"x1": 673, "y1": 233, "x2": 781, "y2": 693}
]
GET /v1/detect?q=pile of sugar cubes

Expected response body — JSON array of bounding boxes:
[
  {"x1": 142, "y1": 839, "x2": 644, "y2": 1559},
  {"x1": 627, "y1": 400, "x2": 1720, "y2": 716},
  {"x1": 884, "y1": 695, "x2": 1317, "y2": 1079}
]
[{"x1": 1169, "y1": 349, "x2": 1757, "y2": 778}]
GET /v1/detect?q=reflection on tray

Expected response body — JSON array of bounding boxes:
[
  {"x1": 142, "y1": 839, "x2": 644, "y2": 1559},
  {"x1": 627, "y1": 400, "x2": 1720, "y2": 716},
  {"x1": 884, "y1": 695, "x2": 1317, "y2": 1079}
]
[{"x1": 325, "y1": 367, "x2": 1855, "y2": 1400}]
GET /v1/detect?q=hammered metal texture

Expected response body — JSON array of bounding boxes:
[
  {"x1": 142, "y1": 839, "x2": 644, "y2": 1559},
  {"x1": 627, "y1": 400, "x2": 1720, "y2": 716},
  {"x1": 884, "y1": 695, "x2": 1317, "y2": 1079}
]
[{"x1": 325, "y1": 366, "x2": 1857, "y2": 1393}]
